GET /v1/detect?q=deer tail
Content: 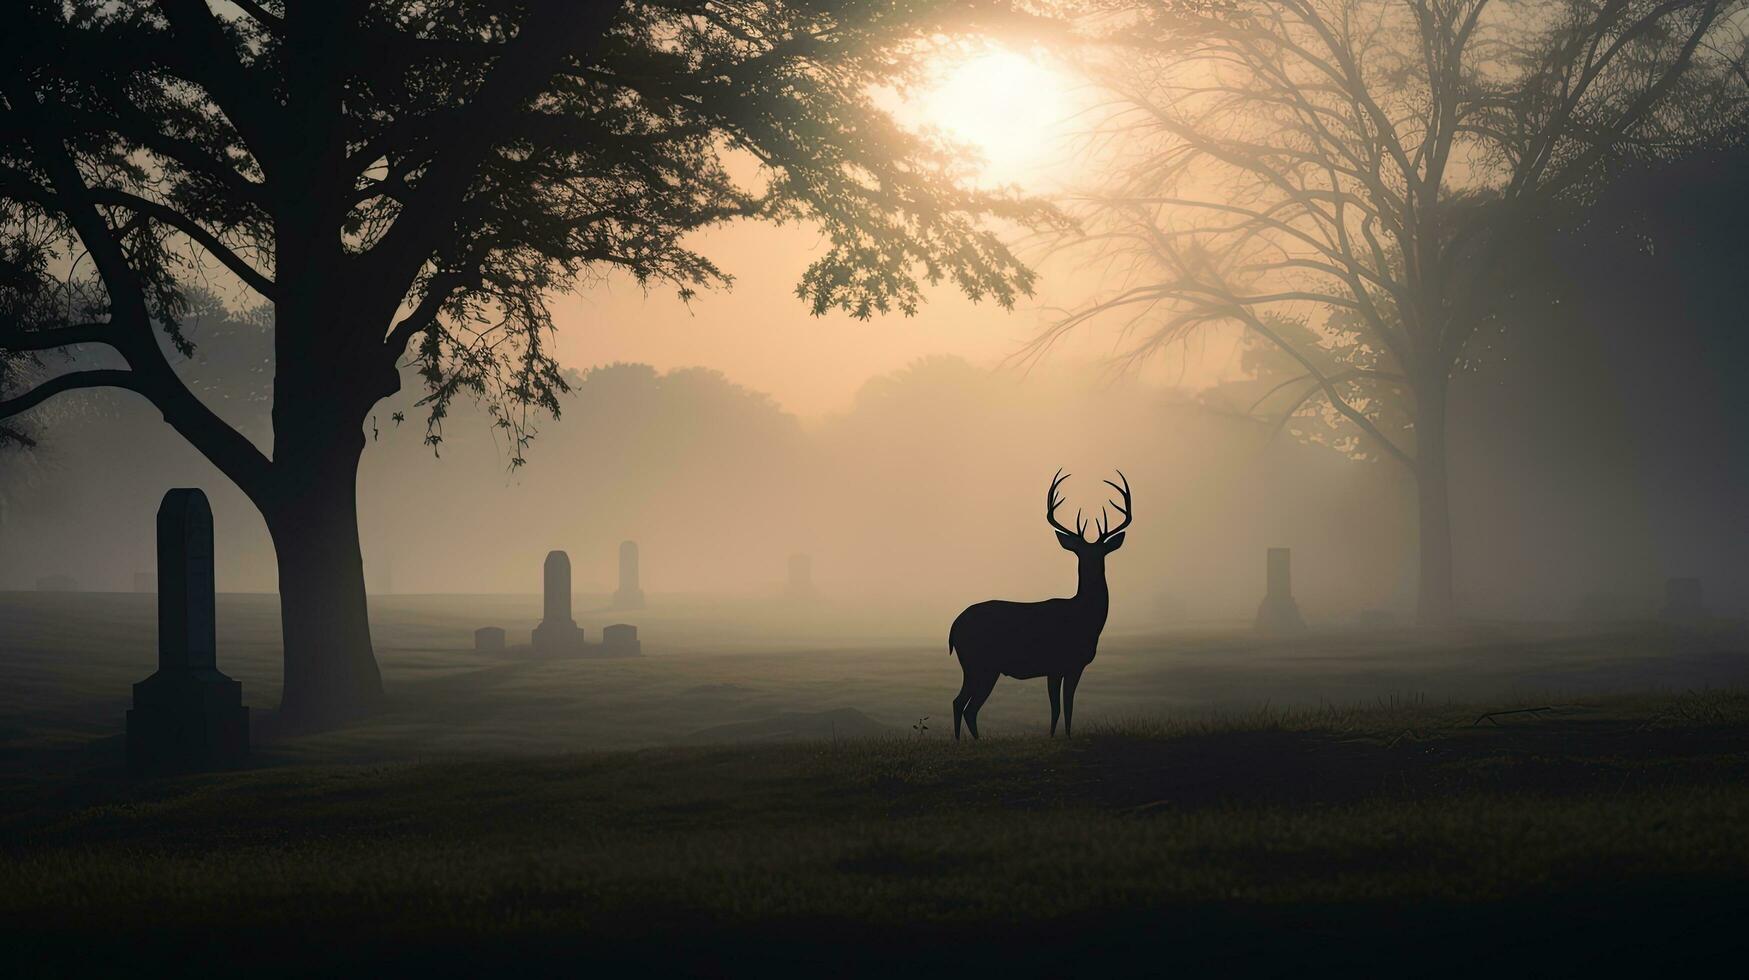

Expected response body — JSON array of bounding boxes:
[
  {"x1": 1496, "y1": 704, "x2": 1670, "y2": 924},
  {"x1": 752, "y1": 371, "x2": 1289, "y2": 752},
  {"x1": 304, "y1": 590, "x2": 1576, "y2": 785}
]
[{"x1": 947, "y1": 616, "x2": 959, "y2": 656}]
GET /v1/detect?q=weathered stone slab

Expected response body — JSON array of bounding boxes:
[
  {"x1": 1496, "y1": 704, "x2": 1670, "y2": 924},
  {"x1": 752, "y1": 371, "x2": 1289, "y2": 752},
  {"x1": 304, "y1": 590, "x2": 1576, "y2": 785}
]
[
  {"x1": 601, "y1": 623, "x2": 642, "y2": 658},
  {"x1": 613, "y1": 540, "x2": 645, "y2": 610},
  {"x1": 126, "y1": 488, "x2": 249, "y2": 772},
  {"x1": 531, "y1": 550, "x2": 584, "y2": 655},
  {"x1": 1254, "y1": 547, "x2": 1306, "y2": 634}
]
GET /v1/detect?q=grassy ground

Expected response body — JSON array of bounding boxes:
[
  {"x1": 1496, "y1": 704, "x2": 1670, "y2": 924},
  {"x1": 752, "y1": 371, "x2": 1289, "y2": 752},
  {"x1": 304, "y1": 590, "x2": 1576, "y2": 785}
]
[
  {"x1": 4, "y1": 591, "x2": 1746, "y2": 761},
  {"x1": 3, "y1": 594, "x2": 1748, "y2": 975},
  {"x1": 6, "y1": 693, "x2": 1749, "y2": 975}
]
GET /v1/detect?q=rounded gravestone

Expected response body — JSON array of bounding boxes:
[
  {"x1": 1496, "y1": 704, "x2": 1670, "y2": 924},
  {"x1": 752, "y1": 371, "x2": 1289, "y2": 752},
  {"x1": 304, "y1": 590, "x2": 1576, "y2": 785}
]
[
  {"x1": 613, "y1": 540, "x2": 645, "y2": 609},
  {"x1": 532, "y1": 550, "x2": 584, "y2": 655},
  {"x1": 602, "y1": 623, "x2": 641, "y2": 658}
]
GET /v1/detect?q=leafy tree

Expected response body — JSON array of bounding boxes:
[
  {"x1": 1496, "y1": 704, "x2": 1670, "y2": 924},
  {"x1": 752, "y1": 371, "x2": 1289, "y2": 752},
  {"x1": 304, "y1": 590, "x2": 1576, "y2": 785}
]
[
  {"x1": 0, "y1": 0, "x2": 1049, "y2": 723},
  {"x1": 1044, "y1": 0, "x2": 1747, "y2": 623}
]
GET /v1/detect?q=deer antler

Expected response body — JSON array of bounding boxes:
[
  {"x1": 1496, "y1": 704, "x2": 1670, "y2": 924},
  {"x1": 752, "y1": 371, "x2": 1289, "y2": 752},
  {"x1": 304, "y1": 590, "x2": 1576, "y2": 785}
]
[
  {"x1": 1096, "y1": 470, "x2": 1132, "y2": 542},
  {"x1": 1046, "y1": 469, "x2": 1089, "y2": 542}
]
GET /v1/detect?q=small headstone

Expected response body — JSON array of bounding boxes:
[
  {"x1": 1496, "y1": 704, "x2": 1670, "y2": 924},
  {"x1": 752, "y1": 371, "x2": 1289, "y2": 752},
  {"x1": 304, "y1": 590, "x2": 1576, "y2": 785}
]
[
  {"x1": 35, "y1": 574, "x2": 78, "y2": 592},
  {"x1": 613, "y1": 540, "x2": 645, "y2": 610},
  {"x1": 125, "y1": 489, "x2": 249, "y2": 772},
  {"x1": 1661, "y1": 577, "x2": 1707, "y2": 624},
  {"x1": 786, "y1": 553, "x2": 815, "y2": 600},
  {"x1": 133, "y1": 572, "x2": 157, "y2": 593},
  {"x1": 602, "y1": 623, "x2": 642, "y2": 658},
  {"x1": 531, "y1": 550, "x2": 584, "y2": 655},
  {"x1": 1254, "y1": 547, "x2": 1306, "y2": 633},
  {"x1": 474, "y1": 627, "x2": 506, "y2": 653}
]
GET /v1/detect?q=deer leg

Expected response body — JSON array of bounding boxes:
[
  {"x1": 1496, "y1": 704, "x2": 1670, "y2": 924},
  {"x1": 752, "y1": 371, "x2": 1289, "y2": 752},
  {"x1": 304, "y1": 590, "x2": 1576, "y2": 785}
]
[
  {"x1": 952, "y1": 673, "x2": 975, "y2": 741},
  {"x1": 963, "y1": 672, "x2": 999, "y2": 740},
  {"x1": 1063, "y1": 668, "x2": 1084, "y2": 738},
  {"x1": 1047, "y1": 676, "x2": 1062, "y2": 736}
]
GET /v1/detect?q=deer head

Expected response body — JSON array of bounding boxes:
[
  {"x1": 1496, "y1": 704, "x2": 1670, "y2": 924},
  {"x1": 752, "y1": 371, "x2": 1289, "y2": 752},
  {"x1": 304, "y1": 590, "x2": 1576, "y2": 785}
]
[{"x1": 1047, "y1": 468, "x2": 1132, "y2": 557}]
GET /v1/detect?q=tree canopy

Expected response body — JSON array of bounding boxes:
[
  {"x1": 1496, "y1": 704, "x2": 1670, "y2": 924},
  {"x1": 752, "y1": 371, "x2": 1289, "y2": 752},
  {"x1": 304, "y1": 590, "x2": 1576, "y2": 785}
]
[
  {"x1": 0, "y1": 0, "x2": 1057, "y2": 722},
  {"x1": 1, "y1": 0, "x2": 1053, "y2": 467}
]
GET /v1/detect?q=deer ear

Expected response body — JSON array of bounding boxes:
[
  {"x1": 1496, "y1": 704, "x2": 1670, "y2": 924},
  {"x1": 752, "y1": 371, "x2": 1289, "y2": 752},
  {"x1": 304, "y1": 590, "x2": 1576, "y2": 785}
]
[
  {"x1": 1101, "y1": 531, "x2": 1127, "y2": 553},
  {"x1": 1056, "y1": 531, "x2": 1083, "y2": 552}
]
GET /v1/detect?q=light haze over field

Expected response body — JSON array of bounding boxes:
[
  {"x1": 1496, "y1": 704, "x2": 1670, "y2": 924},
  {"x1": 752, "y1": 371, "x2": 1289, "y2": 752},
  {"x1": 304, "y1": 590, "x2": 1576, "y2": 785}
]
[{"x1": 3, "y1": 26, "x2": 1745, "y2": 624}]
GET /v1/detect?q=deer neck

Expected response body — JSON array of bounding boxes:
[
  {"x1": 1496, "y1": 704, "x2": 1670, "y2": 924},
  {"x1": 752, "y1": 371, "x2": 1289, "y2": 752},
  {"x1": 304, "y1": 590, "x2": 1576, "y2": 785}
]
[{"x1": 1074, "y1": 558, "x2": 1110, "y2": 611}]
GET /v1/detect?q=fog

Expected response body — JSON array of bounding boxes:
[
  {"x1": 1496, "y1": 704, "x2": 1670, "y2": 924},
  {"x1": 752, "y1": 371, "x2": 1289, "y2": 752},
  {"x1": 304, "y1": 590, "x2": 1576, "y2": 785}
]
[
  {"x1": 4, "y1": 5, "x2": 1746, "y2": 633},
  {"x1": 4, "y1": 273, "x2": 1742, "y2": 625}
]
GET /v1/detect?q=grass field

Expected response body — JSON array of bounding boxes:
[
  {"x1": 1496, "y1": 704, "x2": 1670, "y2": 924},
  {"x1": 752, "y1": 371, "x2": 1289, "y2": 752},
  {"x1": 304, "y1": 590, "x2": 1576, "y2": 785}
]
[{"x1": 3, "y1": 593, "x2": 1748, "y2": 975}]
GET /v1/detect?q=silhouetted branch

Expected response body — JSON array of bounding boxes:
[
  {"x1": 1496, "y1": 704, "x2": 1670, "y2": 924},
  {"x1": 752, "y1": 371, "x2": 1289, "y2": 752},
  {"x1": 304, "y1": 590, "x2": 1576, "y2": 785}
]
[
  {"x1": 87, "y1": 190, "x2": 277, "y2": 300},
  {"x1": 228, "y1": 0, "x2": 283, "y2": 30},
  {"x1": 0, "y1": 369, "x2": 140, "y2": 420},
  {"x1": 0, "y1": 322, "x2": 114, "y2": 352}
]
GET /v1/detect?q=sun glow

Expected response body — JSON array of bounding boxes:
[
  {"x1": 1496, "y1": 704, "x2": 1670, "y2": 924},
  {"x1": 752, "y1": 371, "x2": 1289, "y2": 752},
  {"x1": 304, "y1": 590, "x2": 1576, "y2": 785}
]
[{"x1": 914, "y1": 48, "x2": 1075, "y2": 186}]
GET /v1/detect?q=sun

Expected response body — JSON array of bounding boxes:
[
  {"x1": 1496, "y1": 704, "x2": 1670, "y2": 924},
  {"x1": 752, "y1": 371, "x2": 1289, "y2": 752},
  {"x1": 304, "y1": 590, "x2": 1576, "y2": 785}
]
[{"x1": 913, "y1": 48, "x2": 1074, "y2": 185}]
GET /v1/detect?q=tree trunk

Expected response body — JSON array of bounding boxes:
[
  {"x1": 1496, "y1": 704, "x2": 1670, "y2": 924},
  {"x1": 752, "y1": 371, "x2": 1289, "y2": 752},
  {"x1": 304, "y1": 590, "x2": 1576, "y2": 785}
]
[
  {"x1": 1415, "y1": 379, "x2": 1456, "y2": 626},
  {"x1": 263, "y1": 423, "x2": 384, "y2": 727}
]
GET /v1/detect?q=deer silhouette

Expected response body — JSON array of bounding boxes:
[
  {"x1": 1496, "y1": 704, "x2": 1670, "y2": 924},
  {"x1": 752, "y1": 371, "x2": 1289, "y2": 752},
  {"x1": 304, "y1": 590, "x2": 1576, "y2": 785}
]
[{"x1": 949, "y1": 469, "x2": 1131, "y2": 739}]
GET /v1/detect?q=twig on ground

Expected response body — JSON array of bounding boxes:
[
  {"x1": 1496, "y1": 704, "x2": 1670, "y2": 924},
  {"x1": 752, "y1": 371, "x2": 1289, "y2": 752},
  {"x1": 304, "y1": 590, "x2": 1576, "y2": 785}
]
[
  {"x1": 1472, "y1": 706, "x2": 1554, "y2": 727},
  {"x1": 1386, "y1": 728, "x2": 1433, "y2": 748}
]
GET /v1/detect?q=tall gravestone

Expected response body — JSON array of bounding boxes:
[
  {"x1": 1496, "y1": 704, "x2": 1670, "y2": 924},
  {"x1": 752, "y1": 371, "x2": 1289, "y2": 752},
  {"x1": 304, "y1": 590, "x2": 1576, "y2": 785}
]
[
  {"x1": 126, "y1": 489, "x2": 249, "y2": 771},
  {"x1": 786, "y1": 553, "x2": 815, "y2": 599},
  {"x1": 613, "y1": 540, "x2": 645, "y2": 610},
  {"x1": 531, "y1": 550, "x2": 584, "y2": 655},
  {"x1": 1254, "y1": 547, "x2": 1306, "y2": 633}
]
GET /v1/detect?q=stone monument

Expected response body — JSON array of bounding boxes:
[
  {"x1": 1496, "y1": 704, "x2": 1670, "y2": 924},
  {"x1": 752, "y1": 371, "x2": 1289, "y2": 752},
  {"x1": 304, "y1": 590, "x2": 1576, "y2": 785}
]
[
  {"x1": 126, "y1": 489, "x2": 249, "y2": 772},
  {"x1": 1661, "y1": 577, "x2": 1707, "y2": 624},
  {"x1": 531, "y1": 550, "x2": 584, "y2": 655},
  {"x1": 786, "y1": 553, "x2": 815, "y2": 599},
  {"x1": 613, "y1": 540, "x2": 645, "y2": 610},
  {"x1": 602, "y1": 623, "x2": 642, "y2": 657},
  {"x1": 1254, "y1": 547, "x2": 1306, "y2": 633},
  {"x1": 474, "y1": 627, "x2": 506, "y2": 653}
]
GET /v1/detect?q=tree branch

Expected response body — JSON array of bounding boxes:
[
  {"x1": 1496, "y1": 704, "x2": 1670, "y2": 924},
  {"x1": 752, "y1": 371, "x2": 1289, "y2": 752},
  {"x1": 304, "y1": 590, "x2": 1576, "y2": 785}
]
[
  {"x1": 0, "y1": 322, "x2": 115, "y2": 352},
  {"x1": 88, "y1": 189, "x2": 277, "y2": 300},
  {"x1": 0, "y1": 369, "x2": 141, "y2": 420},
  {"x1": 155, "y1": 0, "x2": 283, "y2": 170}
]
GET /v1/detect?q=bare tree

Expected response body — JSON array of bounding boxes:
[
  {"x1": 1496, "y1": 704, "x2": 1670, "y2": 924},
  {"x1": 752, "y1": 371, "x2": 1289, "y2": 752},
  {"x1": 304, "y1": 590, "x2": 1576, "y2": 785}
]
[{"x1": 1043, "y1": 0, "x2": 1747, "y2": 624}]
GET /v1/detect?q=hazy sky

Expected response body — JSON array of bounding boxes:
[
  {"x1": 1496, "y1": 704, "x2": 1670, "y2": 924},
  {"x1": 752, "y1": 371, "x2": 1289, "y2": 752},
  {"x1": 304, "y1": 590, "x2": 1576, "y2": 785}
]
[{"x1": 553, "y1": 47, "x2": 1249, "y2": 417}]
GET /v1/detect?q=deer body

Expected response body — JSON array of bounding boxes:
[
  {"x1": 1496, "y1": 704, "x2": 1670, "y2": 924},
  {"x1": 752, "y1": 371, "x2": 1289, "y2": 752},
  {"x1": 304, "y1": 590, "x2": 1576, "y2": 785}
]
[{"x1": 950, "y1": 470, "x2": 1130, "y2": 740}]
